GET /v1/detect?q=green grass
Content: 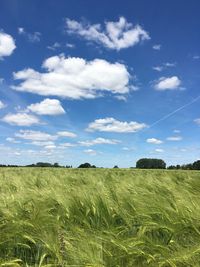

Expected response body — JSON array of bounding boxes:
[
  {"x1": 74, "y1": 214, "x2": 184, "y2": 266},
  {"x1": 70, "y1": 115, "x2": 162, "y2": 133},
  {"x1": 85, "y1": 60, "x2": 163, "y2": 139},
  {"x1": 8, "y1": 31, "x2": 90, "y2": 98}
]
[{"x1": 0, "y1": 168, "x2": 200, "y2": 267}]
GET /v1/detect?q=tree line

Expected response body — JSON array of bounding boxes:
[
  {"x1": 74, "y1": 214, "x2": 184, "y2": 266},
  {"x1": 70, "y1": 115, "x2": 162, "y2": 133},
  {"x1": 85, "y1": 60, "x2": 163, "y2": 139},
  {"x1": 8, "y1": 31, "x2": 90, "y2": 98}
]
[{"x1": 0, "y1": 159, "x2": 200, "y2": 169}]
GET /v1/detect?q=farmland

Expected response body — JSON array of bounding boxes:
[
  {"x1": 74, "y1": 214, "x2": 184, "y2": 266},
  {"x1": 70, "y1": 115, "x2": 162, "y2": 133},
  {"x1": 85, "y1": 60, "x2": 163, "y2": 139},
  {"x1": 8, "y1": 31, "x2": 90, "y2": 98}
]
[{"x1": 1, "y1": 168, "x2": 200, "y2": 266}]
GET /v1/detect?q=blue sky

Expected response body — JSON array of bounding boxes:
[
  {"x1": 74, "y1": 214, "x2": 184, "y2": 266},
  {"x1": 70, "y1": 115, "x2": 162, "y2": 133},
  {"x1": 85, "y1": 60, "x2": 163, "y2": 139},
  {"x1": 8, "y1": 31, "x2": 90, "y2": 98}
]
[{"x1": 0, "y1": 0, "x2": 200, "y2": 167}]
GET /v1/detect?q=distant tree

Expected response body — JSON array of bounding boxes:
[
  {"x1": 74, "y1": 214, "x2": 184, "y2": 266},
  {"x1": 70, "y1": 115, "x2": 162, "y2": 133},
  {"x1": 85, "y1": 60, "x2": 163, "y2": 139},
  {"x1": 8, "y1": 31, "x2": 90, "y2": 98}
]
[
  {"x1": 176, "y1": 164, "x2": 181, "y2": 170},
  {"x1": 91, "y1": 165, "x2": 96, "y2": 168},
  {"x1": 193, "y1": 160, "x2": 200, "y2": 170},
  {"x1": 136, "y1": 158, "x2": 166, "y2": 169},
  {"x1": 78, "y1": 163, "x2": 96, "y2": 168},
  {"x1": 167, "y1": 165, "x2": 177, "y2": 170},
  {"x1": 181, "y1": 164, "x2": 193, "y2": 170},
  {"x1": 53, "y1": 163, "x2": 60, "y2": 168},
  {"x1": 113, "y1": 165, "x2": 119, "y2": 168},
  {"x1": 36, "y1": 162, "x2": 53, "y2": 167},
  {"x1": 66, "y1": 165, "x2": 72, "y2": 168}
]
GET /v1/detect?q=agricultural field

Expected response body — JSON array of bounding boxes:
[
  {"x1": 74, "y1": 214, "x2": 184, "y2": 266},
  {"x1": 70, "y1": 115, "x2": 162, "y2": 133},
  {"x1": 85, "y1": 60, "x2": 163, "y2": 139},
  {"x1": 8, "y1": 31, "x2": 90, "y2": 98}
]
[{"x1": 1, "y1": 168, "x2": 200, "y2": 267}]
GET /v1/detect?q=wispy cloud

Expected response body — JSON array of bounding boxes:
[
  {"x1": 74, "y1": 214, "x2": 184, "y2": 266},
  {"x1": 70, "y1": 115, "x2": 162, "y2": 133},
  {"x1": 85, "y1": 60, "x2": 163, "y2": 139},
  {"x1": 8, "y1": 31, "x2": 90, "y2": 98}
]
[
  {"x1": 18, "y1": 27, "x2": 41, "y2": 43},
  {"x1": 153, "y1": 62, "x2": 176, "y2": 72},
  {"x1": 0, "y1": 100, "x2": 6, "y2": 109},
  {"x1": 167, "y1": 136, "x2": 182, "y2": 141},
  {"x1": 65, "y1": 17, "x2": 150, "y2": 50},
  {"x1": 152, "y1": 44, "x2": 161, "y2": 50}
]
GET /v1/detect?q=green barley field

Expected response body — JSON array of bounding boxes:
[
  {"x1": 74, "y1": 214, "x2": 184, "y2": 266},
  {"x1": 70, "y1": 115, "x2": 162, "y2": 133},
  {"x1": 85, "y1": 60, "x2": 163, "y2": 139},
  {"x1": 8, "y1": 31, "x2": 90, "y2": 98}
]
[{"x1": 1, "y1": 168, "x2": 200, "y2": 267}]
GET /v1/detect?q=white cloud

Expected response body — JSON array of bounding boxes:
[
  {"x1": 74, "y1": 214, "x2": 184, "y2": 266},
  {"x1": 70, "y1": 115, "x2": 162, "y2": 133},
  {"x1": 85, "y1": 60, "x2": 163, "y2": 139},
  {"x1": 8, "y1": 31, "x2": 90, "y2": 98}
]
[
  {"x1": 2, "y1": 113, "x2": 40, "y2": 126},
  {"x1": 154, "y1": 76, "x2": 181, "y2": 90},
  {"x1": 18, "y1": 28, "x2": 25, "y2": 34},
  {"x1": 59, "y1": 142, "x2": 77, "y2": 148},
  {"x1": 66, "y1": 17, "x2": 150, "y2": 50},
  {"x1": 114, "y1": 95, "x2": 127, "y2": 101},
  {"x1": 152, "y1": 66, "x2": 163, "y2": 72},
  {"x1": 84, "y1": 149, "x2": 97, "y2": 156},
  {"x1": 173, "y1": 129, "x2": 181, "y2": 133},
  {"x1": 194, "y1": 118, "x2": 200, "y2": 125},
  {"x1": 122, "y1": 147, "x2": 135, "y2": 151},
  {"x1": 15, "y1": 130, "x2": 57, "y2": 141},
  {"x1": 164, "y1": 62, "x2": 176, "y2": 67},
  {"x1": 27, "y1": 98, "x2": 65, "y2": 115},
  {"x1": 57, "y1": 131, "x2": 77, "y2": 138},
  {"x1": 12, "y1": 55, "x2": 131, "y2": 99},
  {"x1": 78, "y1": 137, "x2": 120, "y2": 146},
  {"x1": 87, "y1": 117, "x2": 147, "y2": 133},
  {"x1": 18, "y1": 27, "x2": 41, "y2": 42},
  {"x1": 153, "y1": 62, "x2": 176, "y2": 72},
  {"x1": 6, "y1": 137, "x2": 21, "y2": 143},
  {"x1": 66, "y1": 43, "x2": 75, "y2": 48},
  {"x1": 47, "y1": 42, "x2": 61, "y2": 50},
  {"x1": 0, "y1": 100, "x2": 6, "y2": 109},
  {"x1": 29, "y1": 141, "x2": 55, "y2": 146},
  {"x1": 155, "y1": 148, "x2": 164, "y2": 153},
  {"x1": 193, "y1": 55, "x2": 200, "y2": 60},
  {"x1": 146, "y1": 138, "x2": 163, "y2": 144},
  {"x1": 0, "y1": 32, "x2": 16, "y2": 58},
  {"x1": 14, "y1": 152, "x2": 21, "y2": 156},
  {"x1": 152, "y1": 44, "x2": 161, "y2": 50},
  {"x1": 44, "y1": 145, "x2": 57, "y2": 150},
  {"x1": 167, "y1": 136, "x2": 182, "y2": 141}
]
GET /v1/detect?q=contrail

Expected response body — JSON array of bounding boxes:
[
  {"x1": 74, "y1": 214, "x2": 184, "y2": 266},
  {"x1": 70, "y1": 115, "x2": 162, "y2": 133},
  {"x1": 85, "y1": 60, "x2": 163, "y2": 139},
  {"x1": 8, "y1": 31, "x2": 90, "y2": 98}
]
[{"x1": 148, "y1": 94, "x2": 200, "y2": 129}]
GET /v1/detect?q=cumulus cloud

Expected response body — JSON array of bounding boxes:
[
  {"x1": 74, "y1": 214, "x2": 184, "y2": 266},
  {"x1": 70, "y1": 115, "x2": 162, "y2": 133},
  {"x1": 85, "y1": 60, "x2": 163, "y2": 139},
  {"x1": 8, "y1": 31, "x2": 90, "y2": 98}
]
[
  {"x1": 57, "y1": 131, "x2": 77, "y2": 138},
  {"x1": 87, "y1": 117, "x2": 147, "y2": 133},
  {"x1": 27, "y1": 98, "x2": 65, "y2": 115},
  {"x1": 18, "y1": 27, "x2": 41, "y2": 42},
  {"x1": 78, "y1": 137, "x2": 120, "y2": 146},
  {"x1": 0, "y1": 32, "x2": 16, "y2": 58},
  {"x1": 65, "y1": 17, "x2": 150, "y2": 50},
  {"x1": 2, "y1": 113, "x2": 40, "y2": 126},
  {"x1": 146, "y1": 138, "x2": 163, "y2": 144},
  {"x1": 12, "y1": 55, "x2": 131, "y2": 99},
  {"x1": 0, "y1": 100, "x2": 6, "y2": 109},
  {"x1": 15, "y1": 130, "x2": 57, "y2": 141},
  {"x1": 167, "y1": 136, "x2": 182, "y2": 141},
  {"x1": 154, "y1": 76, "x2": 181, "y2": 90}
]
